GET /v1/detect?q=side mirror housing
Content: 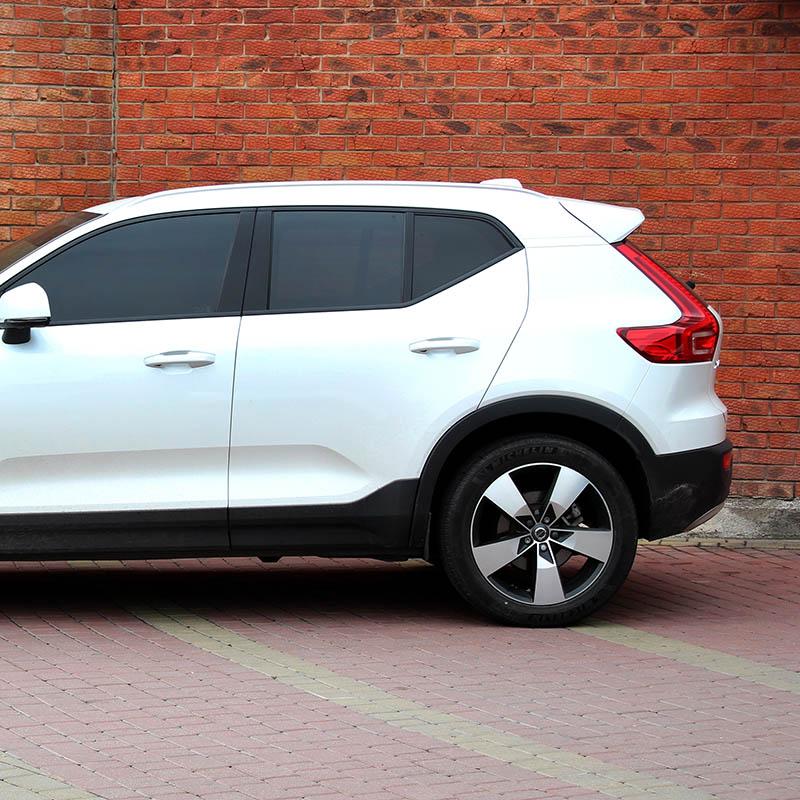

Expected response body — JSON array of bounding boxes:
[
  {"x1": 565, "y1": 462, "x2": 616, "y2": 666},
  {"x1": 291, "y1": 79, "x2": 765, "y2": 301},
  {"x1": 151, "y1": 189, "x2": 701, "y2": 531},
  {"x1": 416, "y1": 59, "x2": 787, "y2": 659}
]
[{"x1": 0, "y1": 283, "x2": 51, "y2": 344}]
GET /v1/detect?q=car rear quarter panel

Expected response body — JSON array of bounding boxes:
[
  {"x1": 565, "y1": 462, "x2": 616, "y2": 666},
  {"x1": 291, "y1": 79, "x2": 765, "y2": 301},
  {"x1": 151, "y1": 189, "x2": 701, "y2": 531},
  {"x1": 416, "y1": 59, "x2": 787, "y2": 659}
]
[
  {"x1": 484, "y1": 241, "x2": 727, "y2": 456},
  {"x1": 483, "y1": 243, "x2": 671, "y2": 428}
]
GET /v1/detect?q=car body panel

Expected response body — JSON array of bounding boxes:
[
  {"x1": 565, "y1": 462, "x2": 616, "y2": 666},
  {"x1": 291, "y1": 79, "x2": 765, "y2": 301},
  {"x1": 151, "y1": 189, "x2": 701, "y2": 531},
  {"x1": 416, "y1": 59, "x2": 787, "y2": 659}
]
[
  {"x1": 559, "y1": 198, "x2": 645, "y2": 243},
  {"x1": 0, "y1": 316, "x2": 239, "y2": 516},
  {"x1": 228, "y1": 249, "x2": 529, "y2": 512},
  {"x1": 484, "y1": 243, "x2": 727, "y2": 456}
]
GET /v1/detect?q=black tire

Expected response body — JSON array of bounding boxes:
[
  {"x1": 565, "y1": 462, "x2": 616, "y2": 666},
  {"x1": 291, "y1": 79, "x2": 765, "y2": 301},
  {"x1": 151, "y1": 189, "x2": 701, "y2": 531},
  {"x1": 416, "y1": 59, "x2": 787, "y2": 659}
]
[{"x1": 437, "y1": 435, "x2": 637, "y2": 627}]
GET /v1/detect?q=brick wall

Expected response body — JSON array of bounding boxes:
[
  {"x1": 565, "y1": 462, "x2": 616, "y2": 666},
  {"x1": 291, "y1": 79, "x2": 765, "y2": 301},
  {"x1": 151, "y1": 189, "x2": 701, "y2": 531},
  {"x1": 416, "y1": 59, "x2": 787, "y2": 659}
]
[
  {"x1": 1, "y1": 0, "x2": 114, "y2": 235},
  {"x1": 2, "y1": 0, "x2": 799, "y2": 498}
]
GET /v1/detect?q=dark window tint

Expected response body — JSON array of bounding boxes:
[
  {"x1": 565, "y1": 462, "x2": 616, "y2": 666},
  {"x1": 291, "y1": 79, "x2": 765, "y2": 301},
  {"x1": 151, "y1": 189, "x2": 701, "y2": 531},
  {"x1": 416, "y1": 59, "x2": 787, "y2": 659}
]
[
  {"x1": 14, "y1": 213, "x2": 239, "y2": 324},
  {"x1": 412, "y1": 214, "x2": 514, "y2": 298},
  {"x1": 0, "y1": 212, "x2": 100, "y2": 275},
  {"x1": 270, "y1": 210, "x2": 404, "y2": 311}
]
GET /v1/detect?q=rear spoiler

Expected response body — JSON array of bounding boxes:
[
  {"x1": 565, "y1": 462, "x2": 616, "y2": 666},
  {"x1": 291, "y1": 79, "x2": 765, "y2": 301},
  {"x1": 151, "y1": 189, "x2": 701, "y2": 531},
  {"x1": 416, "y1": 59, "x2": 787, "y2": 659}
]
[{"x1": 559, "y1": 198, "x2": 645, "y2": 244}]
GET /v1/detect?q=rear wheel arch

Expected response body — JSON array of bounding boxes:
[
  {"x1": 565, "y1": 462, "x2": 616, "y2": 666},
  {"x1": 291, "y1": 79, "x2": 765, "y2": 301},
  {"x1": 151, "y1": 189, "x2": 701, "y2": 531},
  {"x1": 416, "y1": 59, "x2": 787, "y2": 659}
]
[{"x1": 411, "y1": 397, "x2": 654, "y2": 556}]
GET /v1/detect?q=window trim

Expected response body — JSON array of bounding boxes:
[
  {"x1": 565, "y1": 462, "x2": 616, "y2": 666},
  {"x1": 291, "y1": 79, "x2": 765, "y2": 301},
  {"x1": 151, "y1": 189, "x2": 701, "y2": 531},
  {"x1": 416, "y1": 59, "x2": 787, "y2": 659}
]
[
  {"x1": 4, "y1": 209, "x2": 256, "y2": 327},
  {"x1": 243, "y1": 206, "x2": 523, "y2": 316}
]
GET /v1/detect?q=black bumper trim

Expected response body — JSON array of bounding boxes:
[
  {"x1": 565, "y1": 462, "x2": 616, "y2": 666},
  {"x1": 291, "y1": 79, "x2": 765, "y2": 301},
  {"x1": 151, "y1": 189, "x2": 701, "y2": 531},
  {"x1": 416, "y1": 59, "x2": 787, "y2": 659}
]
[
  {"x1": 640, "y1": 438, "x2": 733, "y2": 541},
  {"x1": 229, "y1": 479, "x2": 417, "y2": 556}
]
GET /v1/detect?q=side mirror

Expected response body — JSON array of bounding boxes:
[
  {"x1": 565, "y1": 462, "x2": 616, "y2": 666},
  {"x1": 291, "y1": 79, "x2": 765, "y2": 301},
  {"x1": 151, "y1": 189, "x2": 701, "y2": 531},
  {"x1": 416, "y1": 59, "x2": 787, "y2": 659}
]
[{"x1": 0, "y1": 283, "x2": 51, "y2": 344}]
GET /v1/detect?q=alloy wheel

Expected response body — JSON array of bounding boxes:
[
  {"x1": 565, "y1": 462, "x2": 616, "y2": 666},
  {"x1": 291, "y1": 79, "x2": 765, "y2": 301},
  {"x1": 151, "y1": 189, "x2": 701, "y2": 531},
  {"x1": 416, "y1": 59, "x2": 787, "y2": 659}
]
[{"x1": 469, "y1": 462, "x2": 614, "y2": 606}]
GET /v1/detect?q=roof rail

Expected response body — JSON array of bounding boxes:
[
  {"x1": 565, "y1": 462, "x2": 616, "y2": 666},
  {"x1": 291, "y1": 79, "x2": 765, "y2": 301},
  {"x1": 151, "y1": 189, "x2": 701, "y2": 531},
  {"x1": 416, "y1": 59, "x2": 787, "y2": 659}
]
[{"x1": 479, "y1": 178, "x2": 523, "y2": 188}]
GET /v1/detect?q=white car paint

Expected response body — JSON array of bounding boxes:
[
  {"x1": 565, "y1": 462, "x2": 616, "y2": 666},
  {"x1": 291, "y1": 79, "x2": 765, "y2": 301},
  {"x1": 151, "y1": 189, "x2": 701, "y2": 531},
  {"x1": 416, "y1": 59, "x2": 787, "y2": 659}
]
[
  {"x1": 484, "y1": 242, "x2": 726, "y2": 454},
  {"x1": 229, "y1": 250, "x2": 528, "y2": 508},
  {"x1": 0, "y1": 178, "x2": 727, "y2": 520},
  {"x1": 0, "y1": 282, "x2": 51, "y2": 322},
  {"x1": 0, "y1": 316, "x2": 239, "y2": 513},
  {"x1": 559, "y1": 198, "x2": 645, "y2": 244}
]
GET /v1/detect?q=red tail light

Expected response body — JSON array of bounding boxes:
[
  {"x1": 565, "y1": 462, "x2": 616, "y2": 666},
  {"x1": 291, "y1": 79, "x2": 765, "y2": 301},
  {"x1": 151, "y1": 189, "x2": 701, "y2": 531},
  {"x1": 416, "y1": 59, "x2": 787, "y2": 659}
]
[{"x1": 615, "y1": 242, "x2": 719, "y2": 364}]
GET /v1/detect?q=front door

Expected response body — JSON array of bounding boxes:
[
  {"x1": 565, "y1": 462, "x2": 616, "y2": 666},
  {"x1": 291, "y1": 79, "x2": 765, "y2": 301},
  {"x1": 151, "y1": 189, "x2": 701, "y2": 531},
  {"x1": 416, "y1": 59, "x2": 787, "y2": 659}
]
[{"x1": 0, "y1": 210, "x2": 252, "y2": 554}]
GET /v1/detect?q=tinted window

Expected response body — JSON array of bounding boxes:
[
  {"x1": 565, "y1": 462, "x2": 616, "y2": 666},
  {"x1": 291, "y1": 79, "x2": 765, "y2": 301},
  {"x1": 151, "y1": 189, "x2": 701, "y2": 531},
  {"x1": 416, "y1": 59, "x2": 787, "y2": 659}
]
[
  {"x1": 0, "y1": 212, "x2": 100, "y2": 275},
  {"x1": 270, "y1": 210, "x2": 405, "y2": 311},
  {"x1": 13, "y1": 213, "x2": 239, "y2": 324},
  {"x1": 412, "y1": 214, "x2": 514, "y2": 298}
]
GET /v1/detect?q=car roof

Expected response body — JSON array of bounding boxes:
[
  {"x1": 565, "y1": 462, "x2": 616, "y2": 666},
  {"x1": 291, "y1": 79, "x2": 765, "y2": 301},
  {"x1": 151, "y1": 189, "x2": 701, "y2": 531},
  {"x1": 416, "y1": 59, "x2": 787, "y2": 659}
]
[
  {"x1": 89, "y1": 179, "x2": 546, "y2": 217},
  {"x1": 85, "y1": 180, "x2": 609, "y2": 249}
]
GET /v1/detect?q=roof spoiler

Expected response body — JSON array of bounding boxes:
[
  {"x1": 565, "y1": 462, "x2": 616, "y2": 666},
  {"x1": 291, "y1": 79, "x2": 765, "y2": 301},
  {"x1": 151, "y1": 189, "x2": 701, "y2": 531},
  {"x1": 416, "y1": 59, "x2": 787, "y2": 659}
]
[{"x1": 559, "y1": 198, "x2": 645, "y2": 244}]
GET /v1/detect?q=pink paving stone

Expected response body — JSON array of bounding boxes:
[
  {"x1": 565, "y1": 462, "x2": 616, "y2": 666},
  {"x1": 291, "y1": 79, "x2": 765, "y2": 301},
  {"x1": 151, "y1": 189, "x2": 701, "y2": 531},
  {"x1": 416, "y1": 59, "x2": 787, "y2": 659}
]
[{"x1": 0, "y1": 547, "x2": 796, "y2": 799}]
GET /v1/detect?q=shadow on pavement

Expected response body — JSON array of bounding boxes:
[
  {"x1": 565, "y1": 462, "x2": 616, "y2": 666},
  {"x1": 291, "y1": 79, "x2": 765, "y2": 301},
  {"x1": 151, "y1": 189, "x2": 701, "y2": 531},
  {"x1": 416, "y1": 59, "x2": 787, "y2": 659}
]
[
  {"x1": 0, "y1": 553, "x2": 697, "y2": 626},
  {"x1": 0, "y1": 558, "x2": 487, "y2": 624}
]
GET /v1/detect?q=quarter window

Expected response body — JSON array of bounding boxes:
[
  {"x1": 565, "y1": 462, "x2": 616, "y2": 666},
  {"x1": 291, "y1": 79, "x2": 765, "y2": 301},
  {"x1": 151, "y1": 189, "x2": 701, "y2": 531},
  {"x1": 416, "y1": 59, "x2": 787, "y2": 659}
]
[
  {"x1": 412, "y1": 214, "x2": 515, "y2": 298},
  {"x1": 12, "y1": 213, "x2": 240, "y2": 325},
  {"x1": 269, "y1": 210, "x2": 405, "y2": 311}
]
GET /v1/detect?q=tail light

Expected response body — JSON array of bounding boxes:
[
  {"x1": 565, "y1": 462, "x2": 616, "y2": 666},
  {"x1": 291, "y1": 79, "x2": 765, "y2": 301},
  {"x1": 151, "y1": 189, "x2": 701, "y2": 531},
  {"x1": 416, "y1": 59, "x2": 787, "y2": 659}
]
[{"x1": 615, "y1": 242, "x2": 719, "y2": 364}]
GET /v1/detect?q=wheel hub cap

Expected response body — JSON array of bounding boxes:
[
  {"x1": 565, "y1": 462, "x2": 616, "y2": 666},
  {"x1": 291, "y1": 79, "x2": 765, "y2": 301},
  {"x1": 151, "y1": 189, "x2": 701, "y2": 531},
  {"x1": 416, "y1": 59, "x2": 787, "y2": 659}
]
[{"x1": 532, "y1": 524, "x2": 549, "y2": 542}]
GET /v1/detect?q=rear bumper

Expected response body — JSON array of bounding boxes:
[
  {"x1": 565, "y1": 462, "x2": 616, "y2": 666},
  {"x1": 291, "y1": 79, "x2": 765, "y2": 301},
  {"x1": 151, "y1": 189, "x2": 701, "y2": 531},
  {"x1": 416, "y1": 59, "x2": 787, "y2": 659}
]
[{"x1": 641, "y1": 439, "x2": 733, "y2": 541}]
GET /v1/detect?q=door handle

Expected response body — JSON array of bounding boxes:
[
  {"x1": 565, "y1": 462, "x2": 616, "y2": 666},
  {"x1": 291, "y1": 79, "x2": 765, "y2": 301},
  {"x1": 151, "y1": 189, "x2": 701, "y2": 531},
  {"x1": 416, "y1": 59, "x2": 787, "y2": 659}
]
[
  {"x1": 409, "y1": 337, "x2": 480, "y2": 355},
  {"x1": 144, "y1": 350, "x2": 216, "y2": 369}
]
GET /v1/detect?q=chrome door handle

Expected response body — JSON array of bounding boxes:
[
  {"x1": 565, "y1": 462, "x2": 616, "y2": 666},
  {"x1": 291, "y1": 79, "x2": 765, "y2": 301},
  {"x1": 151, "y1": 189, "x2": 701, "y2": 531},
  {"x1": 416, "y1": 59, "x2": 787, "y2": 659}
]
[
  {"x1": 144, "y1": 350, "x2": 216, "y2": 368},
  {"x1": 409, "y1": 337, "x2": 480, "y2": 355}
]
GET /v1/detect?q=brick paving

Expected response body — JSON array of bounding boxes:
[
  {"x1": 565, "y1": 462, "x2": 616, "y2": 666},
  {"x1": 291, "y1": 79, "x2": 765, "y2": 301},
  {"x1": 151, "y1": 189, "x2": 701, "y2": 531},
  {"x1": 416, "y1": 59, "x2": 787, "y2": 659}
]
[{"x1": 0, "y1": 546, "x2": 798, "y2": 800}]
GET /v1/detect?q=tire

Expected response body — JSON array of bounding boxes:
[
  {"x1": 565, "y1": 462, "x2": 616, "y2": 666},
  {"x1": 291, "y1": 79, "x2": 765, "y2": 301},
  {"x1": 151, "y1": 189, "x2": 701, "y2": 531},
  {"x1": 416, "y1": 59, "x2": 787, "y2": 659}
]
[{"x1": 437, "y1": 435, "x2": 637, "y2": 627}]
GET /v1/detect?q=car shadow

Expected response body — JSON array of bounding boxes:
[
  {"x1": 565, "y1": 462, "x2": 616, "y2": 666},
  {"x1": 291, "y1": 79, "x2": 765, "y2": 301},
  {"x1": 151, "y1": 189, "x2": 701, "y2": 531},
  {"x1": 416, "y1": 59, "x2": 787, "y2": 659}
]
[
  {"x1": 0, "y1": 555, "x2": 688, "y2": 628},
  {"x1": 0, "y1": 558, "x2": 479, "y2": 623}
]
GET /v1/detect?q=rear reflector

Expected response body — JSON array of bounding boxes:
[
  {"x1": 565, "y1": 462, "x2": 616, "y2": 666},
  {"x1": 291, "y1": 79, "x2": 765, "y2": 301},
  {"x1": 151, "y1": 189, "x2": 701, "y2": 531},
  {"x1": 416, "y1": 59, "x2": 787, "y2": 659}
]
[
  {"x1": 722, "y1": 450, "x2": 733, "y2": 472},
  {"x1": 615, "y1": 242, "x2": 719, "y2": 364}
]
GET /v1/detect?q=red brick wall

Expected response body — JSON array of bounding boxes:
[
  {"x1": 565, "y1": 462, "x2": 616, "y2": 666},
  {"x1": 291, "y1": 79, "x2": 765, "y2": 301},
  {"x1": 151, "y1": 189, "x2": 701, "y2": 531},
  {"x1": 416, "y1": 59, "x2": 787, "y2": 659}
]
[
  {"x1": 2, "y1": 0, "x2": 800, "y2": 498},
  {"x1": 1, "y1": 0, "x2": 114, "y2": 237}
]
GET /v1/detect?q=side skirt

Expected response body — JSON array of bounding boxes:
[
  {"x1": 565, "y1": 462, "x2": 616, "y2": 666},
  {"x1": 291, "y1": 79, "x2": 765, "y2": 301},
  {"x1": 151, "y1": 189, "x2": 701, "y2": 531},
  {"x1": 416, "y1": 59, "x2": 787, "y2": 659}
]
[
  {"x1": 0, "y1": 481, "x2": 421, "y2": 561},
  {"x1": 0, "y1": 508, "x2": 229, "y2": 560},
  {"x1": 229, "y1": 479, "x2": 418, "y2": 557}
]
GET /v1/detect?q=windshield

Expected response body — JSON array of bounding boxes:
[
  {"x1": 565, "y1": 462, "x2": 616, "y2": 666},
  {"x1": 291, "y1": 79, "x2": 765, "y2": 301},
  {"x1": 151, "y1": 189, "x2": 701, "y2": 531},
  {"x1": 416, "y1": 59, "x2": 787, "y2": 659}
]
[{"x1": 0, "y1": 211, "x2": 101, "y2": 278}]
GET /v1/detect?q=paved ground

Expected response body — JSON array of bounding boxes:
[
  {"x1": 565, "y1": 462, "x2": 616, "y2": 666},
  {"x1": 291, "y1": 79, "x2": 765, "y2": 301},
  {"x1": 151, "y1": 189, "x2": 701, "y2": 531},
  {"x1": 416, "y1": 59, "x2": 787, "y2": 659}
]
[{"x1": 0, "y1": 545, "x2": 797, "y2": 800}]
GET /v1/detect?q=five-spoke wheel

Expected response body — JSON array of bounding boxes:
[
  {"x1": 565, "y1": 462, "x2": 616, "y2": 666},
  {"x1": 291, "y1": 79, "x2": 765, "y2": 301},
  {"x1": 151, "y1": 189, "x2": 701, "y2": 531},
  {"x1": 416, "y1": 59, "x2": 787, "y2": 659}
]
[
  {"x1": 472, "y1": 463, "x2": 614, "y2": 606},
  {"x1": 437, "y1": 435, "x2": 637, "y2": 626}
]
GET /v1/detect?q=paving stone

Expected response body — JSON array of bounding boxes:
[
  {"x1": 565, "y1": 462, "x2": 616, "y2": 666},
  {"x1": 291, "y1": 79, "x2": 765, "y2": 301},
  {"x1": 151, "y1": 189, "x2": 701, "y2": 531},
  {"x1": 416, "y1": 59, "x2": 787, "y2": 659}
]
[{"x1": 0, "y1": 547, "x2": 797, "y2": 799}]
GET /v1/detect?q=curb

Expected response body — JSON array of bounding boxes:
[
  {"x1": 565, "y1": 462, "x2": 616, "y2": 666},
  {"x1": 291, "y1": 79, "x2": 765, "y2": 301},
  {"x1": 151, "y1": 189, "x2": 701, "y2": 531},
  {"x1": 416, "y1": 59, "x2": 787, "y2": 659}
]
[
  {"x1": 647, "y1": 497, "x2": 800, "y2": 549},
  {"x1": 646, "y1": 537, "x2": 800, "y2": 549}
]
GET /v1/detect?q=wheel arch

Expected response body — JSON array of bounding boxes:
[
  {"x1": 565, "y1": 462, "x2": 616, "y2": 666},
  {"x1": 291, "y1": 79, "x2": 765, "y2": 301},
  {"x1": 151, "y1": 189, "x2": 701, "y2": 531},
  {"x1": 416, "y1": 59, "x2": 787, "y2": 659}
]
[{"x1": 410, "y1": 396, "x2": 656, "y2": 556}]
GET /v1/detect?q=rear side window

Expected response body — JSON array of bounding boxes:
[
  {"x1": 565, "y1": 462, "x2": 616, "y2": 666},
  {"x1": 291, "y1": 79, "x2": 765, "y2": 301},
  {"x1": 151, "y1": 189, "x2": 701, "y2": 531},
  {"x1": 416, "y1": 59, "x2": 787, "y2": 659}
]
[
  {"x1": 12, "y1": 213, "x2": 240, "y2": 325},
  {"x1": 269, "y1": 210, "x2": 405, "y2": 311},
  {"x1": 257, "y1": 208, "x2": 519, "y2": 313},
  {"x1": 412, "y1": 214, "x2": 515, "y2": 298}
]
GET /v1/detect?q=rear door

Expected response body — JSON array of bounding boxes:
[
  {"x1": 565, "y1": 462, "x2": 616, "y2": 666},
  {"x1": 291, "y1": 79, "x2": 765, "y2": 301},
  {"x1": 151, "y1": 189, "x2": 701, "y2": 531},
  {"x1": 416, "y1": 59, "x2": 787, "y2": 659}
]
[{"x1": 228, "y1": 208, "x2": 529, "y2": 551}]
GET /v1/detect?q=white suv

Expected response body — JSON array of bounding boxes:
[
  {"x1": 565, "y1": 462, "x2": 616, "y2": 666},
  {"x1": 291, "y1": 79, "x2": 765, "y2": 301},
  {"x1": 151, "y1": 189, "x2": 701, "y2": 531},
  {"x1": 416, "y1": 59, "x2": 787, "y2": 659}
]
[{"x1": 0, "y1": 179, "x2": 731, "y2": 626}]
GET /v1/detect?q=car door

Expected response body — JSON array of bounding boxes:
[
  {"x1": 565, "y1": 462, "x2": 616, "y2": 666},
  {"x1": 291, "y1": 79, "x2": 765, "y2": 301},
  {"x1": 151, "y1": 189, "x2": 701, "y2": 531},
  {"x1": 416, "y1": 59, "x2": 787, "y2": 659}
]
[
  {"x1": 0, "y1": 210, "x2": 253, "y2": 555},
  {"x1": 228, "y1": 207, "x2": 528, "y2": 552}
]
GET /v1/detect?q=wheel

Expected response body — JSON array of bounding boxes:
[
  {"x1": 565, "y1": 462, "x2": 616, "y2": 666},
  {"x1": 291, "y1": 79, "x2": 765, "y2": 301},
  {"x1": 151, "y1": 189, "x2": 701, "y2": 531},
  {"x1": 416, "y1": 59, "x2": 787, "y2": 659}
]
[{"x1": 437, "y1": 435, "x2": 637, "y2": 626}]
